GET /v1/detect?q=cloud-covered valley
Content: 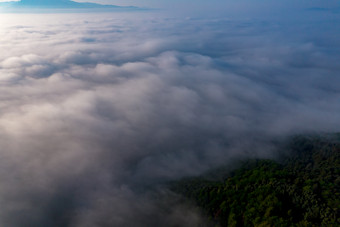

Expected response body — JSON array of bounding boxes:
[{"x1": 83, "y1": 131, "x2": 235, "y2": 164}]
[{"x1": 0, "y1": 11, "x2": 339, "y2": 226}]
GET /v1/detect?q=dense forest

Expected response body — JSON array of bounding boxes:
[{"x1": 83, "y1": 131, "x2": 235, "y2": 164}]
[{"x1": 171, "y1": 134, "x2": 340, "y2": 226}]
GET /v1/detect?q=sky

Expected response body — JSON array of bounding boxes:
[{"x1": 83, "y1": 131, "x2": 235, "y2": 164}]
[
  {"x1": 0, "y1": 0, "x2": 339, "y2": 11},
  {"x1": 74, "y1": 0, "x2": 339, "y2": 8},
  {"x1": 0, "y1": 1, "x2": 339, "y2": 226}
]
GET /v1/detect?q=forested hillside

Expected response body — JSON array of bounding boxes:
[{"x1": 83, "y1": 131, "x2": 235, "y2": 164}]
[{"x1": 171, "y1": 135, "x2": 340, "y2": 226}]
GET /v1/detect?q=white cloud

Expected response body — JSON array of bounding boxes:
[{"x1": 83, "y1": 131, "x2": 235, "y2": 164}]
[{"x1": 0, "y1": 11, "x2": 339, "y2": 226}]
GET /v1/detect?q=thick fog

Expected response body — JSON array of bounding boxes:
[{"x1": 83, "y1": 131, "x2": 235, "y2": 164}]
[{"x1": 0, "y1": 10, "x2": 339, "y2": 226}]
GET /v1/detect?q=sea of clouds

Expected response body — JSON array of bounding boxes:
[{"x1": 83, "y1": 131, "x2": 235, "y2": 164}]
[{"x1": 0, "y1": 9, "x2": 339, "y2": 226}]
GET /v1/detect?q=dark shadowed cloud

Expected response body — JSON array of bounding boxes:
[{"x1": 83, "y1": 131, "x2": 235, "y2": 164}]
[{"x1": 0, "y1": 9, "x2": 339, "y2": 226}]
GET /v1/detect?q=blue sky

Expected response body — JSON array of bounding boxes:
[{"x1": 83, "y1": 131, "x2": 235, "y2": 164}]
[
  {"x1": 1, "y1": 0, "x2": 338, "y2": 9},
  {"x1": 76, "y1": 0, "x2": 339, "y2": 9},
  {"x1": 0, "y1": 0, "x2": 338, "y2": 16}
]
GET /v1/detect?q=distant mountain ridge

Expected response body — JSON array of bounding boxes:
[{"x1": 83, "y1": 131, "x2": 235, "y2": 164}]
[{"x1": 0, "y1": 0, "x2": 138, "y2": 9}]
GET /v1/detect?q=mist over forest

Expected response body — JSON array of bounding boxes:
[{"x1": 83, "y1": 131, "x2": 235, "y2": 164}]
[{"x1": 0, "y1": 2, "x2": 339, "y2": 226}]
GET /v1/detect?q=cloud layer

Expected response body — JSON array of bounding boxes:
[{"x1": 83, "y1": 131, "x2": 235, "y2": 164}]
[{"x1": 0, "y1": 11, "x2": 339, "y2": 226}]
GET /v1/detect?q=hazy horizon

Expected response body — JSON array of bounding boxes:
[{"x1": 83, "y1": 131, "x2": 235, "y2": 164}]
[{"x1": 0, "y1": 0, "x2": 338, "y2": 15}]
